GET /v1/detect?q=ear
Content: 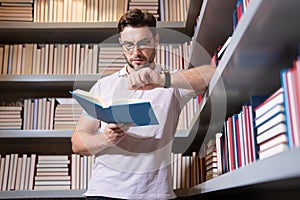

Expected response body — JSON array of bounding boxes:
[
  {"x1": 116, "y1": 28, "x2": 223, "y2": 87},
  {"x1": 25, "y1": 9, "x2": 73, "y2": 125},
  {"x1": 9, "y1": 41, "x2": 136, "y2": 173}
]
[{"x1": 154, "y1": 33, "x2": 160, "y2": 47}]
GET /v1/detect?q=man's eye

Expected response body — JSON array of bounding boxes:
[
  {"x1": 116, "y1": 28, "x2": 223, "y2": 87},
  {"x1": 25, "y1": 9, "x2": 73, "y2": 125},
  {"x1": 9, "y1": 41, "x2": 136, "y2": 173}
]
[
  {"x1": 140, "y1": 41, "x2": 150, "y2": 46},
  {"x1": 124, "y1": 44, "x2": 134, "y2": 48}
]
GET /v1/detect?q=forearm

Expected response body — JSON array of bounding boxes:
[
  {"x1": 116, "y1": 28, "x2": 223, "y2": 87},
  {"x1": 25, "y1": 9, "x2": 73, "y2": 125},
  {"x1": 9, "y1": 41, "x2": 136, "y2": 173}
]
[
  {"x1": 170, "y1": 65, "x2": 215, "y2": 95},
  {"x1": 127, "y1": 64, "x2": 215, "y2": 95},
  {"x1": 71, "y1": 129, "x2": 110, "y2": 156}
]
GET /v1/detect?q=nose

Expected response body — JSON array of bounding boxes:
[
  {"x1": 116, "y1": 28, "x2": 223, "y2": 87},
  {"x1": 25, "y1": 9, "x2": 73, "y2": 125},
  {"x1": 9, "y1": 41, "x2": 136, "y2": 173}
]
[{"x1": 132, "y1": 45, "x2": 142, "y2": 55}]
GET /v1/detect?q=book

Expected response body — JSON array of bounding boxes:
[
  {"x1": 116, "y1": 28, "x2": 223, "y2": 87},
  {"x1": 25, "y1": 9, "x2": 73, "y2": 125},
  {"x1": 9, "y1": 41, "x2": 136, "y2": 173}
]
[
  {"x1": 258, "y1": 142, "x2": 288, "y2": 160},
  {"x1": 259, "y1": 133, "x2": 288, "y2": 152},
  {"x1": 34, "y1": 185, "x2": 70, "y2": 190},
  {"x1": 256, "y1": 122, "x2": 287, "y2": 144},
  {"x1": 254, "y1": 88, "x2": 284, "y2": 119},
  {"x1": 256, "y1": 113, "x2": 286, "y2": 135},
  {"x1": 70, "y1": 89, "x2": 159, "y2": 126},
  {"x1": 254, "y1": 104, "x2": 285, "y2": 127}
]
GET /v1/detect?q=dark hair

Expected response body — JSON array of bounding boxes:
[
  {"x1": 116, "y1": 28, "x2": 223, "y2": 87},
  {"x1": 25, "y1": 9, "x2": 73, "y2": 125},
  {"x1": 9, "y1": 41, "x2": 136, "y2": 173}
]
[{"x1": 118, "y1": 9, "x2": 157, "y2": 36}]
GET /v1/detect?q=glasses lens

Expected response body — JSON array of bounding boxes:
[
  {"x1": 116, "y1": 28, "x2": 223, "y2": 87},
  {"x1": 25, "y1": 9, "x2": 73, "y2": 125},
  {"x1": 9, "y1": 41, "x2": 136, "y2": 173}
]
[{"x1": 121, "y1": 37, "x2": 153, "y2": 52}]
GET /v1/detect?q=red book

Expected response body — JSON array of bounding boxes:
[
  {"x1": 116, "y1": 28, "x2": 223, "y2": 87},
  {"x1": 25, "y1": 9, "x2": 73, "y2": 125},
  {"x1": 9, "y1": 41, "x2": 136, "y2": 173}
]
[
  {"x1": 292, "y1": 59, "x2": 300, "y2": 147},
  {"x1": 226, "y1": 117, "x2": 235, "y2": 171}
]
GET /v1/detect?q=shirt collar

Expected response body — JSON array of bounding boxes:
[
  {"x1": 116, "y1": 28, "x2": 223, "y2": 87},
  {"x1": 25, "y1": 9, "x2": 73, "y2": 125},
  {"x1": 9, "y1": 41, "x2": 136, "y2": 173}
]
[{"x1": 118, "y1": 65, "x2": 129, "y2": 77}]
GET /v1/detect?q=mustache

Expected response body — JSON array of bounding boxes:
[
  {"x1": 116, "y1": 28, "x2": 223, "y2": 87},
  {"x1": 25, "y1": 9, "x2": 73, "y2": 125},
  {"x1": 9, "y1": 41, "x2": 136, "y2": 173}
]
[{"x1": 131, "y1": 55, "x2": 146, "y2": 60}]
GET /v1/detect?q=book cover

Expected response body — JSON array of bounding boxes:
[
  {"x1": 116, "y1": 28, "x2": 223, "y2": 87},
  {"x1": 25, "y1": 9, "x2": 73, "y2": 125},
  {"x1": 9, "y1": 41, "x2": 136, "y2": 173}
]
[
  {"x1": 258, "y1": 142, "x2": 288, "y2": 160},
  {"x1": 256, "y1": 112, "x2": 286, "y2": 135},
  {"x1": 70, "y1": 89, "x2": 159, "y2": 126},
  {"x1": 254, "y1": 104, "x2": 285, "y2": 127},
  {"x1": 259, "y1": 133, "x2": 288, "y2": 152},
  {"x1": 256, "y1": 122, "x2": 287, "y2": 144},
  {"x1": 254, "y1": 88, "x2": 284, "y2": 119},
  {"x1": 280, "y1": 68, "x2": 294, "y2": 148}
]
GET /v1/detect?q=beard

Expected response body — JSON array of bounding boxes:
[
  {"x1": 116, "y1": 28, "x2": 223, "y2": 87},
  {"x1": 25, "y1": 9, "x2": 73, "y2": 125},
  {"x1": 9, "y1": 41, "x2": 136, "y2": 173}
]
[{"x1": 124, "y1": 48, "x2": 156, "y2": 71}]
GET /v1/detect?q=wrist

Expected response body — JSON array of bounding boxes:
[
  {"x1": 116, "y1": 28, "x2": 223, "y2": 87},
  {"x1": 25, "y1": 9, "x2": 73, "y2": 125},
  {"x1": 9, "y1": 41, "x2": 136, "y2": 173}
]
[{"x1": 160, "y1": 70, "x2": 171, "y2": 88}]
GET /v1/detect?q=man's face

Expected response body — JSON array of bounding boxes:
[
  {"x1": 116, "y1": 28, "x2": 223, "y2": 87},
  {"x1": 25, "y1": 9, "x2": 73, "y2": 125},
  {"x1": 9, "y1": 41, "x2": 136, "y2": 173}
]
[{"x1": 119, "y1": 26, "x2": 158, "y2": 71}]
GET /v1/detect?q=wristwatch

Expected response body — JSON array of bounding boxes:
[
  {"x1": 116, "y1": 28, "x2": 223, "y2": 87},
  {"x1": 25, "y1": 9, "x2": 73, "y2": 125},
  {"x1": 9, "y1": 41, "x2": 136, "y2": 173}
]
[{"x1": 161, "y1": 70, "x2": 171, "y2": 88}]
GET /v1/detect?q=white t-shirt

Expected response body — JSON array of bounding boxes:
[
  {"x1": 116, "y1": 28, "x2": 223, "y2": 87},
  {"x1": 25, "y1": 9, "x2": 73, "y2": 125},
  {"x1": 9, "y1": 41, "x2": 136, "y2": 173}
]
[{"x1": 84, "y1": 66, "x2": 194, "y2": 199}]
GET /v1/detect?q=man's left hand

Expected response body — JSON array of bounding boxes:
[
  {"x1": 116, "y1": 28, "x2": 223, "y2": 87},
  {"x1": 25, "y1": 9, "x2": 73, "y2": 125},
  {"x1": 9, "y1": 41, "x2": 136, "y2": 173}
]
[{"x1": 127, "y1": 68, "x2": 165, "y2": 90}]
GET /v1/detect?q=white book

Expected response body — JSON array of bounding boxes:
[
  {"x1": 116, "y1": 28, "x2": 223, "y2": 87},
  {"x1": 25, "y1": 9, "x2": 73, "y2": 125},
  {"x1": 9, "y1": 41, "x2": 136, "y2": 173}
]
[
  {"x1": 38, "y1": 155, "x2": 69, "y2": 161},
  {"x1": 177, "y1": 153, "x2": 182, "y2": 189},
  {"x1": 181, "y1": 155, "x2": 186, "y2": 189},
  {"x1": 28, "y1": 154, "x2": 36, "y2": 190},
  {"x1": 36, "y1": 163, "x2": 69, "y2": 168},
  {"x1": 217, "y1": 36, "x2": 232, "y2": 58},
  {"x1": 24, "y1": 157, "x2": 31, "y2": 190},
  {"x1": 206, "y1": 168, "x2": 218, "y2": 177},
  {"x1": 36, "y1": 171, "x2": 69, "y2": 176},
  {"x1": 36, "y1": 167, "x2": 69, "y2": 172},
  {"x1": 9, "y1": 153, "x2": 18, "y2": 190},
  {"x1": 259, "y1": 133, "x2": 288, "y2": 152},
  {"x1": 35, "y1": 175, "x2": 71, "y2": 181},
  {"x1": 2, "y1": 154, "x2": 10, "y2": 191},
  {"x1": 37, "y1": 159, "x2": 70, "y2": 164},
  {"x1": 259, "y1": 143, "x2": 288, "y2": 160},
  {"x1": 19, "y1": 154, "x2": 27, "y2": 190},
  {"x1": 34, "y1": 185, "x2": 70, "y2": 190},
  {"x1": 14, "y1": 157, "x2": 23, "y2": 190},
  {"x1": 191, "y1": 152, "x2": 197, "y2": 187},
  {"x1": 185, "y1": 156, "x2": 190, "y2": 189},
  {"x1": 256, "y1": 113, "x2": 286, "y2": 135},
  {"x1": 0, "y1": 157, "x2": 4, "y2": 190},
  {"x1": 75, "y1": 154, "x2": 80, "y2": 190},
  {"x1": 172, "y1": 153, "x2": 177, "y2": 190},
  {"x1": 257, "y1": 122, "x2": 287, "y2": 144},
  {"x1": 255, "y1": 104, "x2": 285, "y2": 127},
  {"x1": 254, "y1": 88, "x2": 284, "y2": 119},
  {"x1": 34, "y1": 180, "x2": 71, "y2": 186},
  {"x1": 238, "y1": 112, "x2": 246, "y2": 167}
]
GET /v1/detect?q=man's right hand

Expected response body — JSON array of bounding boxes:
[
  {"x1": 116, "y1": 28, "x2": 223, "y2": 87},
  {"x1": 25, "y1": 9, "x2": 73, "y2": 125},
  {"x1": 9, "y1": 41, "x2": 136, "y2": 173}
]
[{"x1": 103, "y1": 123, "x2": 133, "y2": 145}]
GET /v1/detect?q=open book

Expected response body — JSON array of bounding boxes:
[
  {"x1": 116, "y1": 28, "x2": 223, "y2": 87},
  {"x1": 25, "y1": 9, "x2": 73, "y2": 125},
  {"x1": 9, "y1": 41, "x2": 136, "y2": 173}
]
[{"x1": 69, "y1": 89, "x2": 159, "y2": 126}]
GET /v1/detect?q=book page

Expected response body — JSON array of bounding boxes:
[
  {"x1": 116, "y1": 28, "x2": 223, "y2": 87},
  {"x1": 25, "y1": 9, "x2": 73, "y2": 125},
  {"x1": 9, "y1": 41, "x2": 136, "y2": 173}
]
[{"x1": 72, "y1": 89, "x2": 107, "y2": 107}]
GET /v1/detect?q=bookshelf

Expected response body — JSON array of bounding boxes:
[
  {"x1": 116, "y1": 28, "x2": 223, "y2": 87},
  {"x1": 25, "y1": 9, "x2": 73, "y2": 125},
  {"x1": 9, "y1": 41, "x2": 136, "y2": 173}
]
[
  {"x1": 0, "y1": 0, "x2": 202, "y2": 199},
  {"x1": 2, "y1": 0, "x2": 299, "y2": 199},
  {"x1": 173, "y1": 0, "x2": 300, "y2": 198}
]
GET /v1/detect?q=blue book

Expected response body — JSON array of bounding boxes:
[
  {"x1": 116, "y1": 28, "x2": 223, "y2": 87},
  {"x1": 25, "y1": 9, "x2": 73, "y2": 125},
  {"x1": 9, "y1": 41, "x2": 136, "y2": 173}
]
[
  {"x1": 70, "y1": 89, "x2": 159, "y2": 126},
  {"x1": 280, "y1": 68, "x2": 293, "y2": 148}
]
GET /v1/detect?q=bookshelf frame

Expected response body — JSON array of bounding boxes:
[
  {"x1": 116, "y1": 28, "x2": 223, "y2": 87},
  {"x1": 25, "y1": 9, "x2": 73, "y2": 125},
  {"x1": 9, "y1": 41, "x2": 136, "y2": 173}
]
[
  {"x1": 0, "y1": 0, "x2": 203, "y2": 198},
  {"x1": 174, "y1": 0, "x2": 300, "y2": 198}
]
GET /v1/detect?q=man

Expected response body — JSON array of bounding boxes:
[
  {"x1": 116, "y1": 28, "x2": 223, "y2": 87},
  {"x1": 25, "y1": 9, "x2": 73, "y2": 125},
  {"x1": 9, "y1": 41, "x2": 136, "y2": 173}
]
[{"x1": 71, "y1": 9, "x2": 215, "y2": 200}]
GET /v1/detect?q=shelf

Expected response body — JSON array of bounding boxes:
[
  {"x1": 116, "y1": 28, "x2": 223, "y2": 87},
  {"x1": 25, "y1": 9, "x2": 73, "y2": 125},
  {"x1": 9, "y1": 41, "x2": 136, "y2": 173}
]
[
  {"x1": 181, "y1": 0, "x2": 300, "y2": 154},
  {"x1": 2, "y1": 148, "x2": 299, "y2": 199},
  {"x1": 0, "y1": 21, "x2": 189, "y2": 44},
  {"x1": 0, "y1": 0, "x2": 202, "y2": 44},
  {"x1": 211, "y1": 0, "x2": 300, "y2": 115},
  {"x1": 0, "y1": 129, "x2": 189, "y2": 139},
  {"x1": 0, "y1": 189, "x2": 86, "y2": 199},
  {"x1": 0, "y1": 130, "x2": 72, "y2": 138},
  {"x1": 176, "y1": 147, "x2": 300, "y2": 196},
  {"x1": 0, "y1": 74, "x2": 103, "y2": 98},
  {"x1": 191, "y1": 0, "x2": 237, "y2": 57}
]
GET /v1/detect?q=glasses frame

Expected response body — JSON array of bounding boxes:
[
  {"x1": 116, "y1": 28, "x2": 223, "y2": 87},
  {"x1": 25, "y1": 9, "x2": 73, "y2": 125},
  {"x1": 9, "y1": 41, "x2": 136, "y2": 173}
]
[{"x1": 119, "y1": 36, "x2": 155, "y2": 53}]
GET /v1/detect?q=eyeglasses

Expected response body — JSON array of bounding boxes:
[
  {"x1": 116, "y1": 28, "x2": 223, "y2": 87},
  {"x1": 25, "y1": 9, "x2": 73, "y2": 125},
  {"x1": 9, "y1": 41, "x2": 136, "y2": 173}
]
[{"x1": 120, "y1": 37, "x2": 154, "y2": 52}]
